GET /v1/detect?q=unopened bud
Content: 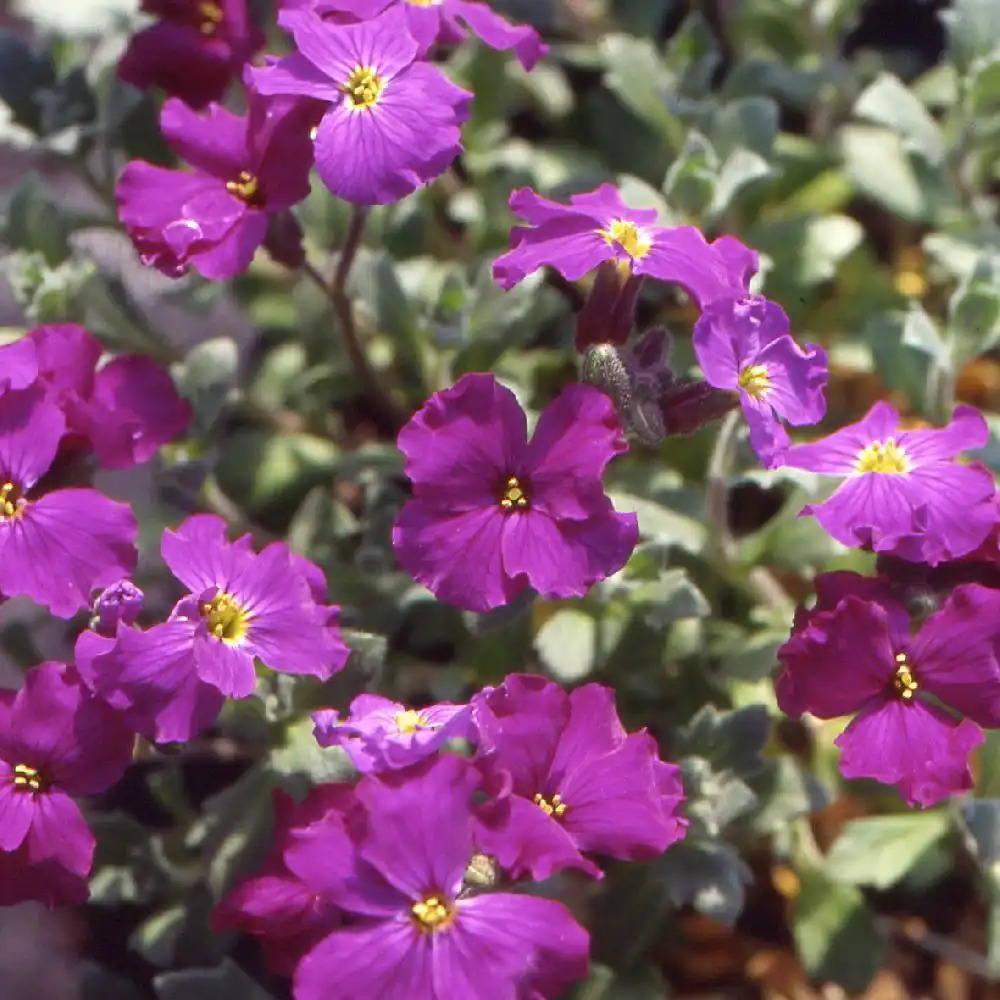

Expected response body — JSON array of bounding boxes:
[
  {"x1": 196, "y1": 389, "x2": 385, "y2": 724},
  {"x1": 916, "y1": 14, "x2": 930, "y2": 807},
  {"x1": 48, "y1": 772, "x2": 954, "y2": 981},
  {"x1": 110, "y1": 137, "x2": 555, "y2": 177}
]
[
  {"x1": 574, "y1": 262, "x2": 643, "y2": 352},
  {"x1": 91, "y1": 579, "x2": 144, "y2": 635},
  {"x1": 581, "y1": 343, "x2": 631, "y2": 414}
]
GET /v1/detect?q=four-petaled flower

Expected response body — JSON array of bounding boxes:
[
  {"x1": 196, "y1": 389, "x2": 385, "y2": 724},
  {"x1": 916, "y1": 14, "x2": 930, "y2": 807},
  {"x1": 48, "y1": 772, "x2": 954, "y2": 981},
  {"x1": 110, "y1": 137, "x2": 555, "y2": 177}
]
[
  {"x1": 781, "y1": 402, "x2": 997, "y2": 564},
  {"x1": 492, "y1": 184, "x2": 758, "y2": 306},
  {"x1": 776, "y1": 573, "x2": 1000, "y2": 806},
  {"x1": 693, "y1": 296, "x2": 828, "y2": 466},
  {"x1": 392, "y1": 373, "x2": 638, "y2": 612},
  {"x1": 250, "y1": 6, "x2": 472, "y2": 204}
]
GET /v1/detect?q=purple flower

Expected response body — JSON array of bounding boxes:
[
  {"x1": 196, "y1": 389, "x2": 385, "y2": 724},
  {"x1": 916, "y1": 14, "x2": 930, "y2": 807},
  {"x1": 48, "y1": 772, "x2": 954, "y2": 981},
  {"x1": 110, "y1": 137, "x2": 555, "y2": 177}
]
[
  {"x1": 776, "y1": 576, "x2": 1000, "y2": 806},
  {"x1": 313, "y1": 694, "x2": 474, "y2": 773},
  {"x1": 250, "y1": 7, "x2": 472, "y2": 205},
  {"x1": 781, "y1": 402, "x2": 997, "y2": 564},
  {"x1": 285, "y1": 755, "x2": 590, "y2": 1000},
  {"x1": 118, "y1": 0, "x2": 264, "y2": 109},
  {"x1": 473, "y1": 675, "x2": 687, "y2": 881},
  {"x1": 693, "y1": 296, "x2": 827, "y2": 466},
  {"x1": 0, "y1": 324, "x2": 190, "y2": 469},
  {"x1": 304, "y1": 0, "x2": 546, "y2": 70},
  {"x1": 0, "y1": 386, "x2": 138, "y2": 616},
  {"x1": 213, "y1": 786, "x2": 349, "y2": 974},
  {"x1": 0, "y1": 664, "x2": 133, "y2": 886},
  {"x1": 392, "y1": 374, "x2": 638, "y2": 612},
  {"x1": 86, "y1": 515, "x2": 348, "y2": 741},
  {"x1": 116, "y1": 96, "x2": 315, "y2": 281},
  {"x1": 91, "y1": 579, "x2": 144, "y2": 636},
  {"x1": 493, "y1": 184, "x2": 758, "y2": 304}
]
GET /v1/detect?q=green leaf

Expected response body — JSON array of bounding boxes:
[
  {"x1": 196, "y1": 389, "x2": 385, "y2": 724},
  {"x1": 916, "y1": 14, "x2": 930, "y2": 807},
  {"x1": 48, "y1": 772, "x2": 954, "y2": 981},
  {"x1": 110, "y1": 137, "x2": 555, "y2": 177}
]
[
  {"x1": 853, "y1": 73, "x2": 945, "y2": 164},
  {"x1": 839, "y1": 124, "x2": 931, "y2": 221},
  {"x1": 677, "y1": 703, "x2": 771, "y2": 778},
  {"x1": 658, "y1": 838, "x2": 754, "y2": 925},
  {"x1": 961, "y1": 800, "x2": 1000, "y2": 868},
  {"x1": 534, "y1": 608, "x2": 598, "y2": 683},
  {"x1": 600, "y1": 35, "x2": 682, "y2": 146},
  {"x1": 947, "y1": 253, "x2": 1000, "y2": 363},
  {"x1": 942, "y1": 0, "x2": 1000, "y2": 70},
  {"x1": 794, "y1": 869, "x2": 886, "y2": 992},
  {"x1": 970, "y1": 55, "x2": 1000, "y2": 116},
  {"x1": 154, "y1": 960, "x2": 277, "y2": 1000},
  {"x1": 744, "y1": 757, "x2": 827, "y2": 836},
  {"x1": 662, "y1": 130, "x2": 718, "y2": 219},
  {"x1": 0, "y1": 30, "x2": 55, "y2": 133},
  {"x1": 2, "y1": 173, "x2": 73, "y2": 264},
  {"x1": 824, "y1": 812, "x2": 953, "y2": 889},
  {"x1": 568, "y1": 964, "x2": 667, "y2": 1000},
  {"x1": 177, "y1": 337, "x2": 238, "y2": 434},
  {"x1": 270, "y1": 716, "x2": 356, "y2": 798},
  {"x1": 747, "y1": 214, "x2": 862, "y2": 291}
]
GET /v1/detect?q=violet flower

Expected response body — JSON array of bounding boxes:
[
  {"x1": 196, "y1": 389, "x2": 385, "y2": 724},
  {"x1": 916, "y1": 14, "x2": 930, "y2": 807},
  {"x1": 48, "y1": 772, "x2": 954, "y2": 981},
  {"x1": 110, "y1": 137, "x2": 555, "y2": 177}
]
[
  {"x1": 694, "y1": 296, "x2": 828, "y2": 466},
  {"x1": 392, "y1": 373, "x2": 638, "y2": 612},
  {"x1": 250, "y1": 7, "x2": 471, "y2": 204},
  {"x1": 86, "y1": 515, "x2": 348, "y2": 742},
  {"x1": 493, "y1": 184, "x2": 757, "y2": 304},
  {"x1": 781, "y1": 402, "x2": 997, "y2": 564},
  {"x1": 0, "y1": 385, "x2": 138, "y2": 617},
  {"x1": 313, "y1": 694, "x2": 474, "y2": 773},
  {"x1": 776, "y1": 573, "x2": 1000, "y2": 807},
  {"x1": 284, "y1": 755, "x2": 590, "y2": 1000},
  {"x1": 118, "y1": 0, "x2": 264, "y2": 109},
  {"x1": 117, "y1": 96, "x2": 315, "y2": 280},
  {"x1": 472, "y1": 674, "x2": 687, "y2": 881},
  {"x1": 0, "y1": 664, "x2": 134, "y2": 891}
]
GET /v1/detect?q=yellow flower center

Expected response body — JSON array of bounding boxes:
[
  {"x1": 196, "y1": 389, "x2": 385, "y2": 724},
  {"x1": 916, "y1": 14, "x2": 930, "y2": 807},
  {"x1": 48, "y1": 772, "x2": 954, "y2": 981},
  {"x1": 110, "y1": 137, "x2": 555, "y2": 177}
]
[
  {"x1": 499, "y1": 476, "x2": 529, "y2": 511},
  {"x1": 855, "y1": 438, "x2": 909, "y2": 475},
  {"x1": 0, "y1": 481, "x2": 24, "y2": 521},
  {"x1": 200, "y1": 591, "x2": 251, "y2": 644},
  {"x1": 738, "y1": 364, "x2": 771, "y2": 400},
  {"x1": 226, "y1": 170, "x2": 262, "y2": 206},
  {"x1": 534, "y1": 792, "x2": 567, "y2": 818},
  {"x1": 342, "y1": 66, "x2": 385, "y2": 110},
  {"x1": 598, "y1": 219, "x2": 652, "y2": 261},
  {"x1": 12, "y1": 763, "x2": 45, "y2": 794},
  {"x1": 411, "y1": 894, "x2": 455, "y2": 932},
  {"x1": 198, "y1": 1, "x2": 223, "y2": 34},
  {"x1": 406, "y1": 0, "x2": 443, "y2": 5},
  {"x1": 893, "y1": 652, "x2": 918, "y2": 702},
  {"x1": 395, "y1": 709, "x2": 428, "y2": 734}
]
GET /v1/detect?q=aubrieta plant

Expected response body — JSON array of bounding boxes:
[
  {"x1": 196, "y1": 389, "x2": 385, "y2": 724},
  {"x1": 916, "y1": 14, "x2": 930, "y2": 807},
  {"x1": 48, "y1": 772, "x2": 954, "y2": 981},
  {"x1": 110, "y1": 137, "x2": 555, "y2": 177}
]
[{"x1": 7, "y1": 0, "x2": 1000, "y2": 995}]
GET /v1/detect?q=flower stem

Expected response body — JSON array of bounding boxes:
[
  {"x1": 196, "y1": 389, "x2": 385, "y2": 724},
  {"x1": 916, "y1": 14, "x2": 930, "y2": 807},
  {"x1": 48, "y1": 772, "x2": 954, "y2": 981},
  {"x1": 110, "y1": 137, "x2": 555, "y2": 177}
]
[{"x1": 303, "y1": 206, "x2": 405, "y2": 436}]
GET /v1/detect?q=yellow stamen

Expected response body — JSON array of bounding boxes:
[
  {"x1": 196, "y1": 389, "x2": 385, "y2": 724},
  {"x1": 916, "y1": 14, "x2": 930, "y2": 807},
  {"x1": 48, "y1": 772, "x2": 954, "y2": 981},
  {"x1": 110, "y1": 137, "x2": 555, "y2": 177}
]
[
  {"x1": 534, "y1": 792, "x2": 567, "y2": 818},
  {"x1": 738, "y1": 364, "x2": 771, "y2": 400},
  {"x1": 499, "y1": 476, "x2": 528, "y2": 511},
  {"x1": 342, "y1": 66, "x2": 385, "y2": 110},
  {"x1": 598, "y1": 219, "x2": 652, "y2": 261},
  {"x1": 893, "y1": 652, "x2": 918, "y2": 701},
  {"x1": 12, "y1": 763, "x2": 44, "y2": 794},
  {"x1": 199, "y1": 591, "x2": 251, "y2": 644},
  {"x1": 395, "y1": 709, "x2": 427, "y2": 734},
  {"x1": 225, "y1": 170, "x2": 261, "y2": 205},
  {"x1": 410, "y1": 894, "x2": 455, "y2": 931},
  {"x1": 406, "y1": 0, "x2": 444, "y2": 5},
  {"x1": 0, "y1": 481, "x2": 24, "y2": 520},
  {"x1": 198, "y1": 1, "x2": 223, "y2": 34},
  {"x1": 855, "y1": 438, "x2": 909, "y2": 474}
]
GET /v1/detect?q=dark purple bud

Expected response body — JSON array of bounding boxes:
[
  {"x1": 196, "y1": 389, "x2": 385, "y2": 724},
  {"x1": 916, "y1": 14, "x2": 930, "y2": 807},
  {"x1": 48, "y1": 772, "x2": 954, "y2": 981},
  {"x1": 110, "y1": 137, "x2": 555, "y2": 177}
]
[
  {"x1": 574, "y1": 263, "x2": 643, "y2": 352},
  {"x1": 92, "y1": 579, "x2": 144, "y2": 636},
  {"x1": 659, "y1": 379, "x2": 738, "y2": 436},
  {"x1": 265, "y1": 211, "x2": 306, "y2": 271}
]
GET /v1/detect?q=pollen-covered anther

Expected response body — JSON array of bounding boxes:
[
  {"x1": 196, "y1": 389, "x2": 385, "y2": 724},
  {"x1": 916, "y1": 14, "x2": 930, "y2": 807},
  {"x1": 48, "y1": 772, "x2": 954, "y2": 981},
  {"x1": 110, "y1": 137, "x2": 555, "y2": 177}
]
[
  {"x1": 0, "y1": 481, "x2": 23, "y2": 520},
  {"x1": 738, "y1": 364, "x2": 771, "y2": 400},
  {"x1": 200, "y1": 591, "x2": 251, "y2": 644},
  {"x1": 411, "y1": 894, "x2": 456, "y2": 932},
  {"x1": 534, "y1": 792, "x2": 567, "y2": 818},
  {"x1": 342, "y1": 65, "x2": 385, "y2": 109},
  {"x1": 198, "y1": 1, "x2": 224, "y2": 34},
  {"x1": 500, "y1": 476, "x2": 529, "y2": 511},
  {"x1": 12, "y1": 763, "x2": 45, "y2": 794},
  {"x1": 893, "y1": 652, "x2": 919, "y2": 701},
  {"x1": 599, "y1": 218, "x2": 652, "y2": 261},
  {"x1": 395, "y1": 709, "x2": 428, "y2": 734},
  {"x1": 226, "y1": 170, "x2": 262, "y2": 206},
  {"x1": 855, "y1": 437, "x2": 909, "y2": 475}
]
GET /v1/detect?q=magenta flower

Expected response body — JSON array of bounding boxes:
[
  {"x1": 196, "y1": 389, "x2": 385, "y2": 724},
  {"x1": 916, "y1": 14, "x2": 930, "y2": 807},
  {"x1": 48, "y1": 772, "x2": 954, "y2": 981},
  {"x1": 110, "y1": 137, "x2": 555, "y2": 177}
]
[
  {"x1": 776, "y1": 574, "x2": 1000, "y2": 806},
  {"x1": 86, "y1": 515, "x2": 348, "y2": 742},
  {"x1": 213, "y1": 786, "x2": 349, "y2": 974},
  {"x1": 304, "y1": 0, "x2": 546, "y2": 70},
  {"x1": 694, "y1": 296, "x2": 827, "y2": 466},
  {"x1": 472, "y1": 675, "x2": 687, "y2": 881},
  {"x1": 91, "y1": 579, "x2": 144, "y2": 636},
  {"x1": 0, "y1": 664, "x2": 133, "y2": 888},
  {"x1": 250, "y1": 7, "x2": 471, "y2": 205},
  {"x1": 781, "y1": 402, "x2": 997, "y2": 564},
  {"x1": 118, "y1": 0, "x2": 264, "y2": 109},
  {"x1": 493, "y1": 184, "x2": 757, "y2": 303},
  {"x1": 117, "y1": 96, "x2": 315, "y2": 281},
  {"x1": 285, "y1": 755, "x2": 589, "y2": 1000},
  {"x1": 0, "y1": 386, "x2": 138, "y2": 617},
  {"x1": 313, "y1": 694, "x2": 474, "y2": 773},
  {"x1": 0, "y1": 336, "x2": 37, "y2": 391},
  {"x1": 392, "y1": 374, "x2": 638, "y2": 612}
]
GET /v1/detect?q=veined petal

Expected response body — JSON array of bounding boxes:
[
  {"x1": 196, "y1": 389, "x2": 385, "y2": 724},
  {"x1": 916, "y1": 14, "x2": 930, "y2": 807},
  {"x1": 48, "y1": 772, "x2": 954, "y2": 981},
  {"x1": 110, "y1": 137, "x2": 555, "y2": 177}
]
[
  {"x1": 0, "y1": 385, "x2": 63, "y2": 491},
  {"x1": 897, "y1": 405, "x2": 989, "y2": 465},
  {"x1": 444, "y1": 0, "x2": 548, "y2": 69}
]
